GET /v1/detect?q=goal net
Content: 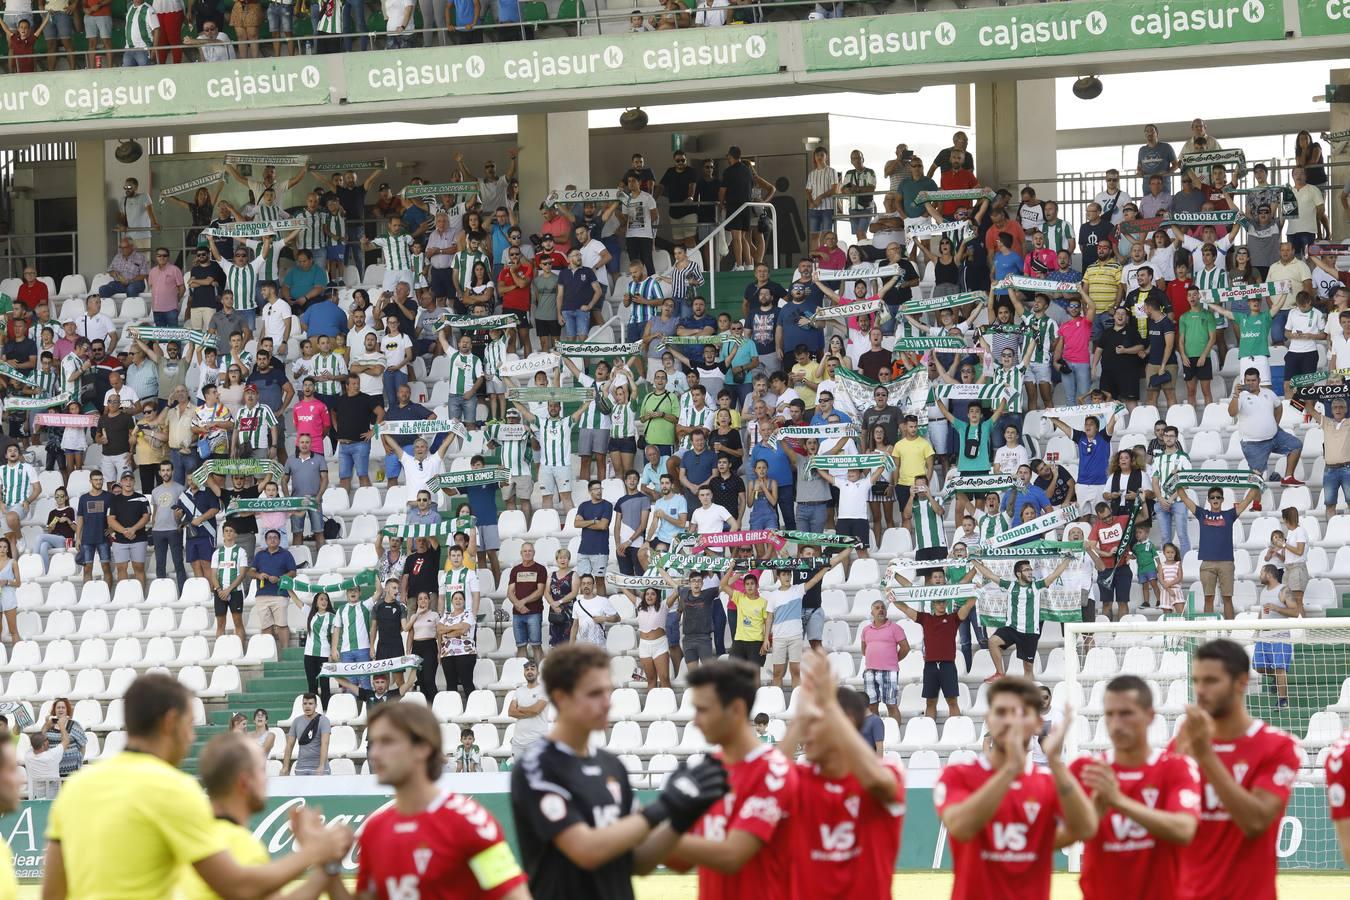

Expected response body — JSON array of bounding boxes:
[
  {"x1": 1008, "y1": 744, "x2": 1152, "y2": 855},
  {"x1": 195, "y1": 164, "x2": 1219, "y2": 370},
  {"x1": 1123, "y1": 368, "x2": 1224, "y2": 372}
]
[{"x1": 1062, "y1": 617, "x2": 1350, "y2": 872}]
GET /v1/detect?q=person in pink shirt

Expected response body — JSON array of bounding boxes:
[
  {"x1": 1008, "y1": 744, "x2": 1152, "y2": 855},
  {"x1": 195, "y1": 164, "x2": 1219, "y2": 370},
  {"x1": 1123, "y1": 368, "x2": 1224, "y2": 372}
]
[
  {"x1": 54, "y1": 320, "x2": 79, "y2": 362},
  {"x1": 146, "y1": 246, "x2": 185, "y2": 328},
  {"x1": 810, "y1": 230, "x2": 848, "y2": 270},
  {"x1": 290, "y1": 376, "x2": 331, "y2": 450},
  {"x1": 1022, "y1": 229, "x2": 1058, "y2": 276},
  {"x1": 859, "y1": 597, "x2": 910, "y2": 724},
  {"x1": 1058, "y1": 296, "x2": 1094, "y2": 404}
]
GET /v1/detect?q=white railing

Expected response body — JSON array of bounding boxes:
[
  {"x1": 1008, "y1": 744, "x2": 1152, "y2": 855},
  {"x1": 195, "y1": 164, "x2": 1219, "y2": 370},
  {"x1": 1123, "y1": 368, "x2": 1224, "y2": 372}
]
[{"x1": 691, "y1": 201, "x2": 779, "y2": 305}]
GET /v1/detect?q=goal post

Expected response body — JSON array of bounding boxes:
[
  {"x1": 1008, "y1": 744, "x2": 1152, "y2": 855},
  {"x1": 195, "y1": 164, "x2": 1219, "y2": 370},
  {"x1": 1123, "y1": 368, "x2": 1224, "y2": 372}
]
[{"x1": 1061, "y1": 616, "x2": 1350, "y2": 871}]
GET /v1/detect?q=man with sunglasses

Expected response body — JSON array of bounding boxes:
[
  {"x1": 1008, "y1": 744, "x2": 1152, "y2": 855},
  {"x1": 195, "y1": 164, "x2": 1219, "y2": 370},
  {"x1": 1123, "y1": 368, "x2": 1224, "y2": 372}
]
[
  {"x1": 659, "y1": 151, "x2": 700, "y2": 249},
  {"x1": 186, "y1": 245, "x2": 226, "y2": 333}
]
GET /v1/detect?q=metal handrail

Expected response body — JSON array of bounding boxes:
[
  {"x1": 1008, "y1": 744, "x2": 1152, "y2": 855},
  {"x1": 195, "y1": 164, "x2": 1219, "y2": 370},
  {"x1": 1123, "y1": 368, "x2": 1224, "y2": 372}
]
[{"x1": 689, "y1": 200, "x2": 778, "y2": 304}]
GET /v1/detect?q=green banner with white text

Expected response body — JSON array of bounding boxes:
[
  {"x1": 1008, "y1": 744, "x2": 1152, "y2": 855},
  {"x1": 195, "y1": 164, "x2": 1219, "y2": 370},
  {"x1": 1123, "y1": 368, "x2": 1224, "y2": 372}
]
[
  {"x1": 802, "y1": 0, "x2": 1284, "y2": 72},
  {"x1": 0, "y1": 58, "x2": 331, "y2": 126},
  {"x1": 1298, "y1": 0, "x2": 1350, "y2": 35},
  {"x1": 344, "y1": 27, "x2": 778, "y2": 104},
  {"x1": 0, "y1": 784, "x2": 1341, "y2": 880}
]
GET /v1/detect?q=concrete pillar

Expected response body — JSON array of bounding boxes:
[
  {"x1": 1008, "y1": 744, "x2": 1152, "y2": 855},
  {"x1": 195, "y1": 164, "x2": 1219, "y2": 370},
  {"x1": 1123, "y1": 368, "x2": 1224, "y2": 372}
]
[
  {"x1": 516, "y1": 111, "x2": 590, "y2": 233},
  {"x1": 973, "y1": 79, "x2": 1057, "y2": 200},
  {"x1": 1332, "y1": 68, "x2": 1349, "y2": 240},
  {"x1": 954, "y1": 83, "x2": 972, "y2": 129},
  {"x1": 75, "y1": 140, "x2": 110, "y2": 278}
]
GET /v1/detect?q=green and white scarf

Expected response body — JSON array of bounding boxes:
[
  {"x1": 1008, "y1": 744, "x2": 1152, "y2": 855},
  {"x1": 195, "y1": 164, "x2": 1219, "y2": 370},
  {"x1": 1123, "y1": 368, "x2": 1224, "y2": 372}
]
[
  {"x1": 506, "y1": 386, "x2": 593, "y2": 404},
  {"x1": 986, "y1": 505, "x2": 1082, "y2": 549},
  {"x1": 381, "y1": 520, "x2": 460, "y2": 538},
  {"x1": 894, "y1": 336, "x2": 965, "y2": 352},
  {"x1": 1163, "y1": 210, "x2": 1240, "y2": 227},
  {"x1": 201, "y1": 218, "x2": 306, "y2": 238},
  {"x1": 940, "y1": 473, "x2": 1016, "y2": 500},
  {"x1": 1288, "y1": 367, "x2": 1350, "y2": 388},
  {"x1": 159, "y1": 171, "x2": 225, "y2": 203},
  {"x1": 557, "y1": 341, "x2": 642, "y2": 358},
  {"x1": 998, "y1": 275, "x2": 1080, "y2": 294},
  {"x1": 887, "y1": 584, "x2": 979, "y2": 604},
  {"x1": 972, "y1": 540, "x2": 1084, "y2": 560},
  {"x1": 1163, "y1": 469, "x2": 1265, "y2": 496},
  {"x1": 905, "y1": 220, "x2": 973, "y2": 240},
  {"x1": 814, "y1": 265, "x2": 901, "y2": 283},
  {"x1": 280, "y1": 568, "x2": 378, "y2": 595},
  {"x1": 659, "y1": 334, "x2": 736, "y2": 347},
  {"x1": 224, "y1": 497, "x2": 316, "y2": 515},
  {"x1": 308, "y1": 158, "x2": 386, "y2": 172},
  {"x1": 930, "y1": 383, "x2": 1009, "y2": 402},
  {"x1": 772, "y1": 424, "x2": 858, "y2": 441},
  {"x1": 190, "y1": 458, "x2": 285, "y2": 487},
  {"x1": 1042, "y1": 402, "x2": 1125, "y2": 422},
  {"x1": 807, "y1": 453, "x2": 893, "y2": 472},
  {"x1": 915, "y1": 189, "x2": 996, "y2": 203},
  {"x1": 901, "y1": 291, "x2": 986, "y2": 315},
  {"x1": 778, "y1": 530, "x2": 859, "y2": 549},
  {"x1": 226, "y1": 153, "x2": 308, "y2": 167},
  {"x1": 606, "y1": 574, "x2": 673, "y2": 591},
  {"x1": 546, "y1": 187, "x2": 622, "y2": 205},
  {"x1": 320, "y1": 654, "x2": 422, "y2": 679},
  {"x1": 425, "y1": 467, "x2": 509, "y2": 491},
  {"x1": 833, "y1": 366, "x2": 910, "y2": 413},
  {"x1": 498, "y1": 355, "x2": 561, "y2": 378},
  {"x1": 810, "y1": 299, "x2": 882, "y2": 323},
  {"x1": 133, "y1": 326, "x2": 215, "y2": 348},
  {"x1": 0, "y1": 363, "x2": 39, "y2": 389},
  {"x1": 436, "y1": 314, "x2": 518, "y2": 332},
  {"x1": 3, "y1": 392, "x2": 73, "y2": 413},
  {"x1": 402, "y1": 181, "x2": 480, "y2": 200},
  {"x1": 1197, "y1": 280, "x2": 1292, "y2": 305},
  {"x1": 647, "y1": 552, "x2": 734, "y2": 574},
  {"x1": 1179, "y1": 149, "x2": 1245, "y2": 172},
  {"x1": 375, "y1": 419, "x2": 466, "y2": 439}
]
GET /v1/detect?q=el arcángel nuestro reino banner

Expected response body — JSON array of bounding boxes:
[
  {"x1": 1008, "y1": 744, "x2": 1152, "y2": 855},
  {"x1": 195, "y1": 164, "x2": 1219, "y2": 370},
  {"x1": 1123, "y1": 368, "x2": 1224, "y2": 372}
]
[
  {"x1": 343, "y1": 26, "x2": 778, "y2": 103},
  {"x1": 0, "y1": 57, "x2": 330, "y2": 126},
  {"x1": 802, "y1": 0, "x2": 1285, "y2": 71}
]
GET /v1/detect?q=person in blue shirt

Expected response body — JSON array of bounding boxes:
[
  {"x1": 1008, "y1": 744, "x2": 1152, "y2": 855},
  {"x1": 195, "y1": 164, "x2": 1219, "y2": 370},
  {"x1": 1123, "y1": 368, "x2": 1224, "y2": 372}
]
[
  {"x1": 435, "y1": 454, "x2": 504, "y2": 582},
  {"x1": 677, "y1": 430, "x2": 718, "y2": 503},
  {"x1": 281, "y1": 250, "x2": 328, "y2": 310},
  {"x1": 298, "y1": 289, "x2": 349, "y2": 340},
  {"x1": 719, "y1": 321, "x2": 759, "y2": 405},
  {"x1": 990, "y1": 232, "x2": 1024, "y2": 298},
  {"x1": 808, "y1": 391, "x2": 852, "y2": 426},
  {"x1": 648, "y1": 473, "x2": 688, "y2": 550},
  {"x1": 382, "y1": 382, "x2": 440, "y2": 482},
  {"x1": 557, "y1": 249, "x2": 602, "y2": 339},
  {"x1": 676, "y1": 296, "x2": 717, "y2": 359},
  {"x1": 574, "y1": 480, "x2": 613, "y2": 595},
  {"x1": 1000, "y1": 464, "x2": 1053, "y2": 519},
  {"x1": 749, "y1": 437, "x2": 795, "y2": 530},
  {"x1": 778, "y1": 284, "x2": 823, "y2": 356},
  {"x1": 1049, "y1": 404, "x2": 1120, "y2": 512},
  {"x1": 450, "y1": 0, "x2": 480, "y2": 40},
  {"x1": 252, "y1": 529, "x2": 298, "y2": 650}
]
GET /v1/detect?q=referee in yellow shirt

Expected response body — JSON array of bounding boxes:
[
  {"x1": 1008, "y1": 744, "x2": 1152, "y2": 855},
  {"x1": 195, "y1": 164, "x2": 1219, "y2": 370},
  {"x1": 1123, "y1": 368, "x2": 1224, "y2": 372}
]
[
  {"x1": 42, "y1": 674, "x2": 352, "y2": 899},
  {"x1": 180, "y1": 732, "x2": 337, "y2": 900}
]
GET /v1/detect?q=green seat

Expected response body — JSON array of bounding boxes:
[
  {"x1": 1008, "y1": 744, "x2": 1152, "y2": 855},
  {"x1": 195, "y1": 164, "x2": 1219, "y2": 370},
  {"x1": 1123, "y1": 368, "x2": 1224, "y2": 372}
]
[
  {"x1": 554, "y1": 0, "x2": 587, "y2": 21},
  {"x1": 521, "y1": 0, "x2": 548, "y2": 22}
]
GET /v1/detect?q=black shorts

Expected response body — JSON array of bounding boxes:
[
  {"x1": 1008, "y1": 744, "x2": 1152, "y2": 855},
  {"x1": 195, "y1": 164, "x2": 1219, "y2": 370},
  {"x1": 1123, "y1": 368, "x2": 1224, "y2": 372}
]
[
  {"x1": 893, "y1": 484, "x2": 910, "y2": 512},
  {"x1": 610, "y1": 436, "x2": 637, "y2": 454},
  {"x1": 994, "y1": 626, "x2": 1040, "y2": 663},
  {"x1": 870, "y1": 478, "x2": 892, "y2": 503},
  {"x1": 1100, "y1": 374, "x2": 1140, "y2": 402},
  {"x1": 1181, "y1": 357, "x2": 1213, "y2": 381},
  {"x1": 214, "y1": 590, "x2": 244, "y2": 616},
  {"x1": 915, "y1": 545, "x2": 948, "y2": 562},
  {"x1": 727, "y1": 206, "x2": 751, "y2": 230},
  {"x1": 1284, "y1": 350, "x2": 1319, "y2": 380},
  {"x1": 922, "y1": 660, "x2": 959, "y2": 699},
  {"x1": 535, "y1": 317, "x2": 561, "y2": 338},
  {"x1": 1081, "y1": 599, "x2": 1098, "y2": 622},
  {"x1": 836, "y1": 518, "x2": 870, "y2": 546},
  {"x1": 510, "y1": 310, "x2": 531, "y2": 330}
]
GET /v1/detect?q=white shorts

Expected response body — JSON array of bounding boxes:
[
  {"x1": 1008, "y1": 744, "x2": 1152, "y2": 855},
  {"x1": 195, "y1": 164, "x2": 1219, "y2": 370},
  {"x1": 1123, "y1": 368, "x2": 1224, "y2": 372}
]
[
  {"x1": 1237, "y1": 355, "x2": 1271, "y2": 386},
  {"x1": 537, "y1": 464, "x2": 571, "y2": 497},
  {"x1": 382, "y1": 269, "x2": 415, "y2": 293},
  {"x1": 639, "y1": 636, "x2": 669, "y2": 658},
  {"x1": 1076, "y1": 483, "x2": 1106, "y2": 511},
  {"x1": 770, "y1": 633, "x2": 802, "y2": 665},
  {"x1": 669, "y1": 214, "x2": 698, "y2": 242},
  {"x1": 1025, "y1": 362, "x2": 1053, "y2": 385}
]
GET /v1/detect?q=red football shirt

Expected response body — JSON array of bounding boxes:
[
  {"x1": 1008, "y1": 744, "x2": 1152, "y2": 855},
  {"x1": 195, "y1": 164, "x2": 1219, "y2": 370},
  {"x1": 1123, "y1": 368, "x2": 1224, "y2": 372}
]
[
  {"x1": 687, "y1": 744, "x2": 798, "y2": 900},
  {"x1": 1069, "y1": 749, "x2": 1202, "y2": 900},
  {"x1": 789, "y1": 759, "x2": 905, "y2": 900},
  {"x1": 934, "y1": 756, "x2": 1063, "y2": 900},
  {"x1": 1167, "y1": 720, "x2": 1299, "y2": 900},
  {"x1": 1326, "y1": 729, "x2": 1350, "y2": 821},
  {"x1": 356, "y1": 790, "x2": 528, "y2": 900}
]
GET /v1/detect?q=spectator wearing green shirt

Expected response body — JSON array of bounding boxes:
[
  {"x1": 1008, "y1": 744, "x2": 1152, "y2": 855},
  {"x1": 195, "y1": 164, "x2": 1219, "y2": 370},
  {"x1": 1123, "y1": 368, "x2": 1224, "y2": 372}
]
[
  {"x1": 1178, "y1": 292, "x2": 1217, "y2": 406},
  {"x1": 935, "y1": 393, "x2": 1008, "y2": 520},
  {"x1": 1210, "y1": 290, "x2": 1290, "y2": 387},
  {"x1": 638, "y1": 368, "x2": 680, "y2": 455},
  {"x1": 896, "y1": 156, "x2": 938, "y2": 223},
  {"x1": 1133, "y1": 523, "x2": 1161, "y2": 609}
]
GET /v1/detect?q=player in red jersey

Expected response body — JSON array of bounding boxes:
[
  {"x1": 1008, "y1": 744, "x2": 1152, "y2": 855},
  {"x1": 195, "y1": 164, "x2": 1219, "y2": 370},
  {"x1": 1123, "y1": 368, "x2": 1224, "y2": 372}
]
[
  {"x1": 786, "y1": 649, "x2": 904, "y2": 900},
  {"x1": 1324, "y1": 729, "x2": 1350, "y2": 864},
  {"x1": 1067, "y1": 674, "x2": 1201, "y2": 900},
  {"x1": 935, "y1": 675, "x2": 1096, "y2": 900},
  {"x1": 331, "y1": 703, "x2": 531, "y2": 900},
  {"x1": 663, "y1": 659, "x2": 799, "y2": 900},
  {"x1": 1167, "y1": 638, "x2": 1300, "y2": 900}
]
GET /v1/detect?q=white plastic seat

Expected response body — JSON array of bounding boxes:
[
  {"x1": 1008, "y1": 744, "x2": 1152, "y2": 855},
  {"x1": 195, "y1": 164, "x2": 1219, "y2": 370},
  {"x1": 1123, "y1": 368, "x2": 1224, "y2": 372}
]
[
  {"x1": 452, "y1": 690, "x2": 499, "y2": 724},
  {"x1": 201, "y1": 665, "x2": 241, "y2": 698},
  {"x1": 325, "y1": 693, "x2": 359, "y2": 725},
  {"x1": 245, "y1": 634, "x2": 278, "y2": 662},
  {"x1": 34, "y1": 669, "x2": 72, "y2": 701},
  {"x1": 174, "y1": 635, "x2": 210, "y2": 665},
  {"x1": 1301, "y1": 711, "x2": 1342, "y2": 749},
  {"x1": 177, "y1": 665, "x2": 208, "y2": 694},
  {"x1": 70, "y1": 669, "x2": 106, "y2": 702},
  {"x1": 327, "y1": 725, "x2": 359, "y2": 757},
  {"x1": 898, "y1": 717, "x2": 939, "y2": 751}
]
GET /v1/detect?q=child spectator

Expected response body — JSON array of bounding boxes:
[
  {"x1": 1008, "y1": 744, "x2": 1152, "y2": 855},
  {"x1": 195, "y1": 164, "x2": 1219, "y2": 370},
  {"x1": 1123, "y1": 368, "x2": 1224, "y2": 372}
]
[
  {"x1": 753, "y1": 712, "x2": 774, "y2": 744},
  {"x1": 1133, "y1": 523, "x2": 1160, "y2": 608},
  {"x1": 452, "y1": 729, "x2": 482, "y2": 773},
  {"x1": 1, "y1": 15, "x2": 48, "y2": 74},
  {"x1": 1159, "y1": 542, "x2": 1185, "y2": 613}
]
